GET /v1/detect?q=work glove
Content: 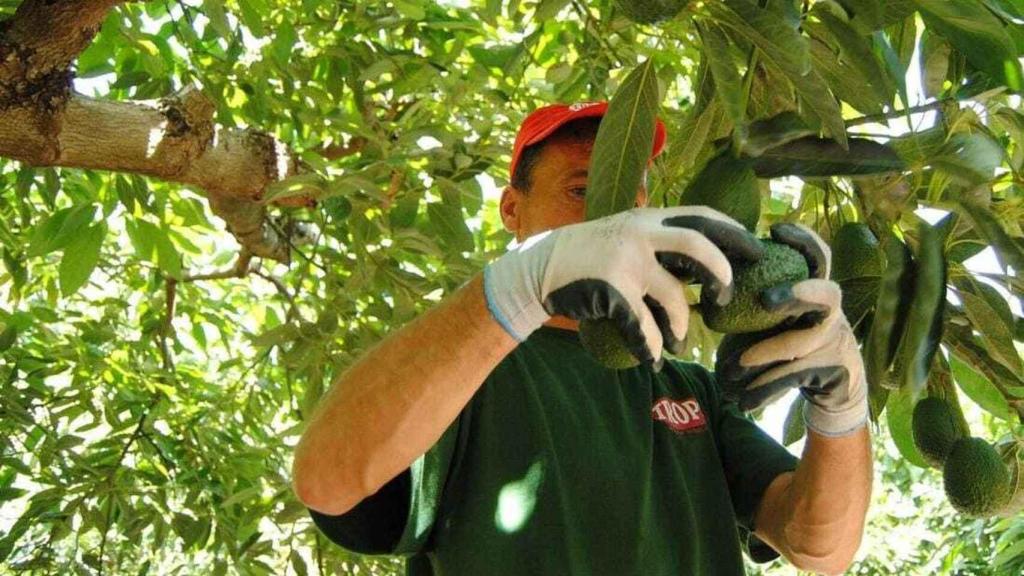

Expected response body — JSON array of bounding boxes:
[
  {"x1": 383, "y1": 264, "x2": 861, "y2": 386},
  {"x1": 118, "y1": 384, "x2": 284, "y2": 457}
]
[
  {"x1": 715, "y1": 223, "x2": 868, "y2": 437},
  {"x1": 484, "y1": 206, "x2": 763, "y2": 367}
]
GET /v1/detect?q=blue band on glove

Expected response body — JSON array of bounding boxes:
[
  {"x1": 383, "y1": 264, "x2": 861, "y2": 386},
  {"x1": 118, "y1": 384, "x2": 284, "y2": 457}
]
[{"x1": 483, "y1": 265, "x2": 527, "y2": 343}]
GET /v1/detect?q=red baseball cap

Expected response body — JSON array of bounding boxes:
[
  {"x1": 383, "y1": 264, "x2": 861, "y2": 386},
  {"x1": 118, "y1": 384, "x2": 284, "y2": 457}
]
[{"x1": 508, "y1": 101, "x2": 668, "y2": 183}]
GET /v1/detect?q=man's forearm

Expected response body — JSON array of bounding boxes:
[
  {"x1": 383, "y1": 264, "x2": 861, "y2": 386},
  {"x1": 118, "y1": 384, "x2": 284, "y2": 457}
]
[
  {"x1": 756, "y1": 425, "x2": 872, "y2": 575},
  {"x1": 292, "y1": 272, "x2": 518, "y2": 515}
]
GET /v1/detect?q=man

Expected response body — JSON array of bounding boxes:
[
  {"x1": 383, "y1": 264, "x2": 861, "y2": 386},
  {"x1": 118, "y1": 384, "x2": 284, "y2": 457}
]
[{"x1": 292, "y1": 102, "x2": 872, "y2": 575}]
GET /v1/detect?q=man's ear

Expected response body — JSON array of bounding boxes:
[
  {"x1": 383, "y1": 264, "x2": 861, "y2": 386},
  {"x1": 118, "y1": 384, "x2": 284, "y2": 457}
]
[{"x1": 500, "y1": 186, "x2": 524, "y2": 234}]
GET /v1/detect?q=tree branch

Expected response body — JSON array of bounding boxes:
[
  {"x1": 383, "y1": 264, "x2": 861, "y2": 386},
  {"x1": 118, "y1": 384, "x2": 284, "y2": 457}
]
[
  {"x1": 0, "y1": 0, "x2": 124, "y2": 108},
  {"x1": 320, "y1": 136, "x2": 366, "y2": 160},
  {"x1": 0, "y1": 2, "x2": 314, "y2": 262}
]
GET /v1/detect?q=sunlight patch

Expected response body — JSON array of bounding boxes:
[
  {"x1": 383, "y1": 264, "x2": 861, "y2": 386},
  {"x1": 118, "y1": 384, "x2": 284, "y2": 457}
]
[{"x1": 495, "y1": 461, "x2": 543, "y2": 534}]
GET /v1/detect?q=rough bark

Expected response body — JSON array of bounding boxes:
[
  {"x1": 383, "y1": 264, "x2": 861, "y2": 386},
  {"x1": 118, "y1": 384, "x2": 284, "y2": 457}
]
[{"x1": 0, "y1": 0, "x2": 318, "y2": 263}]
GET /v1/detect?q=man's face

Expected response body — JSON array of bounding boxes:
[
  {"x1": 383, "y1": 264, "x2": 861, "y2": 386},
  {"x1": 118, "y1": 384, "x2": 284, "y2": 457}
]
[{"x1": 501, "y1": 134, "x2": 648, "y2": 242}]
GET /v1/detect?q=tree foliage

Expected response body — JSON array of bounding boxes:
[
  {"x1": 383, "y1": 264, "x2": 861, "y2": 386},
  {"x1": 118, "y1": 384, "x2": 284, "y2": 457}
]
[{"x1": 0, "y1": 1, "x2": 1021, "y2": 574}]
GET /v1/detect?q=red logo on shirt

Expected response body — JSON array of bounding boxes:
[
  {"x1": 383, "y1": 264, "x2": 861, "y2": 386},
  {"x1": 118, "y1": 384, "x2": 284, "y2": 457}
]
[{"x1": 652, "y1": 397, "x2": 707, "y2": 434}]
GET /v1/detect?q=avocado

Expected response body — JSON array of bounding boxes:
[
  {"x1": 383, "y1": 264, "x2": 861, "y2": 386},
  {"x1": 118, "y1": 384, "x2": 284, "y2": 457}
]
[
  {"x1": 579, "y1": 318, "x2": 641, "y2": 369},
  {"x1": 830, "y1": 223, "x2": 884, "y2": 328},
  {"x1": 680, "y1": 154, "x2": 761, "y2": 232},
  {"x1": 943, "y1": 437, "x2": 1012, "y2": 517},
  {"x1": 830, "y1": 223, "x2": 883, "y2": 282},
  {"x1": 912, "y1": 397, "x2": 968, "y2": 468},
  {"x1": 701, "y1": 240, "x2": 810, "y2": 334}
]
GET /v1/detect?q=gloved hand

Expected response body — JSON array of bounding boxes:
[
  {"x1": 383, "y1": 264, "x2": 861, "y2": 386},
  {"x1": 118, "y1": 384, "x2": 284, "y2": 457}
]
[
  {"x1": 484, "y1": 207, "x2": 763, "y2": 366},
  {"x1": 715, "y1": 223, "x2": 868, "y2": 437}
]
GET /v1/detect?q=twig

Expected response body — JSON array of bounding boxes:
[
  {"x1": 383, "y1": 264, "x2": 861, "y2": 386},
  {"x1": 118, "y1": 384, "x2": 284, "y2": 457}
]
[
  {"x1": 571, "y1": 0, "x2": 624, "y2": 67},
  {"x1": 316, "y1": 533, "x2": 325, "y2": 576},
  {"x1": 139, "y1": 430, "x2": 176, "y2": 473},
  {"x1": 97, "y1": 399, "x2": 156, "y2": 575},
  {"x1": 319, "y1": 136, "x2": 366, "y2": 160},
  {"x1": 845, "y1": 100, "x2": 951, "y2": 128},
  {"x1": 251, "y1": 268, "x2": 300, "y2": 322},
  {"x1": 181, "y1": 250, "x2": 253, "y2": 282},
  {"x1": 383, "y1": 170, "x2": 403, "y2": 210},
  {"x1": 267, "y1": 218, "x2": 327, "y2": 273},
  {"x1": 160, "y1": 278, "x2": 177, "y2": 373}
]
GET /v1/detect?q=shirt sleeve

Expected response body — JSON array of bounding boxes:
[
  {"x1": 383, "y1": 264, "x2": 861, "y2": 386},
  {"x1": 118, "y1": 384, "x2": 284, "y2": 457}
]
[
  {"x1": 308, "y1": 411, "x2": 464, "y2": 556},
  {"x1": 691, "y1": 364, "x2": 800, "y2": 563}
]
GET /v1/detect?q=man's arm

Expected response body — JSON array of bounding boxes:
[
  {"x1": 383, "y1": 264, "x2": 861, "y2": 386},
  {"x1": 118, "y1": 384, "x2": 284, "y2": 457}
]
[
  {"x1": 292, "y1": 273, "x2": 518, "y2": 516},
  {"x1": 753, "y1": 425, "x2": 873, "y2": 575},
  {"x1": 293, "y1": 207, "x2": 757, "y2": 517}
]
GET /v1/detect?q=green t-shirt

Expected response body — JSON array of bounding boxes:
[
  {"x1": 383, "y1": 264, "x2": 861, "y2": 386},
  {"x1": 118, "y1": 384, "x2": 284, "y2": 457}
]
[{"x1": 311, "y1": 326, "x2": 798, "y2": 575}]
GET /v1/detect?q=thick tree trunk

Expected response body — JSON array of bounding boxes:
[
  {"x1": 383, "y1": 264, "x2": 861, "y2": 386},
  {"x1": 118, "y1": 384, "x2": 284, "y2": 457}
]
[{"x1": 0, "y1": 0, "x2": 315, "y2": 263}]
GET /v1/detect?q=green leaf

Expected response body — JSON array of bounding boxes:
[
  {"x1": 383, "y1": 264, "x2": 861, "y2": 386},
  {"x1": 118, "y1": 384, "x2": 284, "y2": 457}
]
[
  {"x1": 994, "y1": 107, "x2": 1024, "y2": 170},
  {"x1": 932, "y1": 133, "x2": 1003, "y2": 185},
  {"x1": 739, "y1": 111, "x2": 815, "y2": 157},
  {"x1": 710, "y1": 0, "x2": 810, "y2": 77},
  {"x1": 808, "y1": 7, "x2": 896, "y2": 106},
  {"x1": 585, "y1": 59, "x2": 662, "y2": 220},
  {"x1": 837, "y1": 0, "x2": 917, "y2": 32},
  {"x1": 28, "y1": 204, "x2": 96, "y2": 258},
  {"x1": 748, "y1": 137, "x2": 904, "y2": 177},
  {"x1": 535, "y1": 0, "x2": 571, "y2": 20},
  {"x1": 886, "y1": 383, "x2": 931, "y2": 468},
  {"x1": 808, "y1": 36, "x2": 884, "y2": 115},
  {"x1": 172, "y1": 513, "x2": 206, "y2": 549},
  {"x1": 427, "y1": 202, "x2": 474, "y2": 253},
  {"x1": 915, "y1": 0, "x2": 1023, "y2": 92},
  {"x1": 782, "y1": 394, "x2": 806, "y2": 446},
  {"x1": 125, "y1": 219, "x2": 155, "y2": 262},
  {"x1": 695, "y1": 20, "x2": 746, "y2": 136},
  {"x1": 949, "y1": 353, "x2": 1013, "y2": 421},
  {"x1": 896, "y1": 220, "x2": 948, "y2": 399},
  {"x1": 959, "y1": 290, "x2": 1023, "y2": 375},
  {"x1": 58, "y1": 224, "x2": 105, "y2": 297},
  {"x1": 0, "y1": 325, "x2": 16, "y2": 352},
  {"x1": 1, "y1": 248, "x2": 26, "y2": 294},
  {"x1": 153, "y1": 224, "x2": 182, "y2": 278},
  {"x1": 958, "y1": 200, "x2": 1024, "y2": 273},
  {"x1": 865, "y1": 237, "x2": 913, "y2": 390},
  {"x1": 710, "y1": 0, "x2": 848, "y2": 147},
  {"x1": 393, "y1": 0, "x2": 426, "y2": 19},
  {"x1": 921, "y1": 30, "x2": 952, "y2": 98}
]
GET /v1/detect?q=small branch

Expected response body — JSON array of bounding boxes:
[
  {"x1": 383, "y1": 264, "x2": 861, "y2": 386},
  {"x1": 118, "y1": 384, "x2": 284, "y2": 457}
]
[
  {"x1": 845, "y1": 100, "x2": 952, "y2": 128},
  {"x1": 319, "y1": 136, "x2": 366, "y2": 160},
  {"x1": 383, "y1": 170, "x2": 403, "y2": 210},
  {"x1": 98, "y1": 494, "x2": 113, "y2": 576},
  {"x1": 139, "y1": 430, "x2": 176, "y2": 473},
  {"x1": 160, "y1": 278, "x2": 177, "y2": 372},
  {"x1": 97, "y1": 399, "x2": 155, "y2": 575},
  {"x1": 180, "y1": 251, "x2": 253, "y2": 282},
  {"x1": 252, "y1": 269, "x2": 294, "y2": 305},
  {"x1": 0, "y1": 0, "x2": 124, "y2": 100},
  {"x1": 316, "y1": 534, "x2": 325, "y2": 576},
  {"x1": 571, "y1": 0, "x2": 624, "y2": 67}
]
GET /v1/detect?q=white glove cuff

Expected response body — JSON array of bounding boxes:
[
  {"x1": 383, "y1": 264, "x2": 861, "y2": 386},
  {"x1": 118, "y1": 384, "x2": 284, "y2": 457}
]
[
  {"x1": 803, "y1": 393, "x2": 869, "y2": 438},
  {"x1": 483, "y1": 250, "x2": 552, "y2": 342}
]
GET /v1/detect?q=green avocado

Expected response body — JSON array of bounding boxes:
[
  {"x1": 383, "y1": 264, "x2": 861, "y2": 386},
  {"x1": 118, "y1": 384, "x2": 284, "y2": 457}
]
[
  {"x1": 943, "y1": 437, "x2": 1012, "y2": 517},
  {"x1": 830, "y1": 223, "x2": 883, "y2": 282},
  {"x1": 579, "y1": 318, "x2": 641, "y2": 370},
  {"x1": 912, "y1": 397, "x2": 968, "y2": 468},
  {"x1": 700, "y1": 240, "x2": 810, "y2": 334},
  {"x1": 679, "y1": 154, "x2": 761, "y2": 232}
]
